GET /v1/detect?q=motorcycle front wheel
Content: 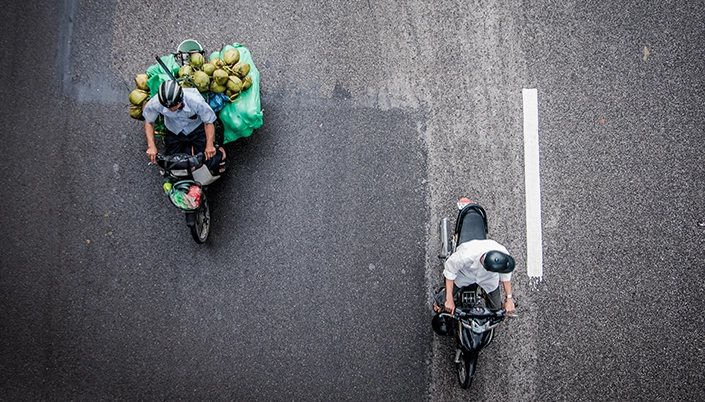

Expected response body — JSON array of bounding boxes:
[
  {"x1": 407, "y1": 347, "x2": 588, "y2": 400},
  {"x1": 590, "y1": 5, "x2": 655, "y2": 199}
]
[
  {"x1": 188, "y1": 191, "x2": 210, "y2": 244},
  {"x1": 457, "y1": 350, "x2": 478, "y2": 389}
]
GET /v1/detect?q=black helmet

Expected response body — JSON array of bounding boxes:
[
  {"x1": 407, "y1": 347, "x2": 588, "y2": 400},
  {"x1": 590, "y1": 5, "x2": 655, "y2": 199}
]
[
  {"x1": 158, "y1": 80, "x2": 183, "y2": 108},
  {"x1": 432, "y1": 314, "x2": 452, "y2": 336},
  {"x1": 482, "y1": 250, "x2": 516, "y2": 274}
]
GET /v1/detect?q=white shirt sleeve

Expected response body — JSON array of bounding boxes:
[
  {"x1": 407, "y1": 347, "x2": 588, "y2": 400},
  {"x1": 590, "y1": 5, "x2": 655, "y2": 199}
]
[
  {"x1": 142, "y1": 97, "x2": 162, "y2": 124},
  {"x1": 443, "y1": 253, "x2": 463, "y2": 280}
]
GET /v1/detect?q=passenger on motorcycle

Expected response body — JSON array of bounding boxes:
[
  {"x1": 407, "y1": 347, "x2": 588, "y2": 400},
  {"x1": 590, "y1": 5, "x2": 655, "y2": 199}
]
[
  {"x1": 143, "y1": 80, "x2": 226, "y2": 173},
  {"x1": 434, "y1": 241, "x2": 516, "y2": 315}
]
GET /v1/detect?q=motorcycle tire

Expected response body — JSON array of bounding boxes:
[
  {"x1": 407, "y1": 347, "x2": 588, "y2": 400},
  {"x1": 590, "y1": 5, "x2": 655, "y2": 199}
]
[
  {"x1": 457, "y1": 350, "x2": 478, "y2": 389},
  {"x1": 188, "y1": 191, "x2": 210, "y2": 244}
]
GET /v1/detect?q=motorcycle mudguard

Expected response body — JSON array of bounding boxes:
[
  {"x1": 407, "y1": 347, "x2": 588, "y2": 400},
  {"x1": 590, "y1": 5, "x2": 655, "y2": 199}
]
[
  {"x1": 482, "y1": 328, "x2": 495, "y2": 348},
  {"x1": 460, "y1": 325, "x2": 486, "y2": 351},
  {"x1": 185, "y1": 212, "x2": 196, "y2": 227},
  {"x1": 459, "y1": 317, "x2": 496, "y2": 351}
]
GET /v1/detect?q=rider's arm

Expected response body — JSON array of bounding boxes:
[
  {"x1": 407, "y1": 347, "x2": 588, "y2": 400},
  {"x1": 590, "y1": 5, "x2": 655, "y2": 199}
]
[
  {"x1": 444, "y1": 277, "x2": 456, "y2": 314},
  {"x1": 501, "y1": 280, "x2": 515, "y2": 313},
  {"x1": 204, "y1": 122, "x2": 216, "y2": 159},
  {"x1": 142, "y1": 98, "x2": 161, "y2": 164},
  {"x1": 144, "y1": 121, "x2": 158, "y2": 163},
  {"x1": 442, "y1": 252, "x2": 464, "y2": 315}
]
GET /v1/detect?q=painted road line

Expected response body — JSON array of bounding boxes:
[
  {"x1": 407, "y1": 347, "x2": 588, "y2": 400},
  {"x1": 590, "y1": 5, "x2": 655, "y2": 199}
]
[{"x1": 523, "y1": 88, "x2": 543, "y2": 279}]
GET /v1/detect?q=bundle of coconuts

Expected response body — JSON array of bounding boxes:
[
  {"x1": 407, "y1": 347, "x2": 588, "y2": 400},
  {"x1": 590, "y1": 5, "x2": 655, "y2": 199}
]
[
  {"x1": 181, "y1": 48, "x2": 253, "y2": 99},
  {"x1": 128, "y1": 47, "x2": 252, "y2": 121},
  {"x1": 128, "y1": 74, "x2": 150, "y2": 120}
]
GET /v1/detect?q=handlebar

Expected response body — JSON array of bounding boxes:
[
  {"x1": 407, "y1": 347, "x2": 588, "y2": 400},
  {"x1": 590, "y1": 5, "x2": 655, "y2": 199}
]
[
  {"x1": 154, "y1": 152, "x2": 205, "y2": 170},
  {"x1": 155, "y1": 152, "x2": 205, "y2": 162},
  {"x1": 440, "y1": 306, "x2": 506, "y2": 321}
]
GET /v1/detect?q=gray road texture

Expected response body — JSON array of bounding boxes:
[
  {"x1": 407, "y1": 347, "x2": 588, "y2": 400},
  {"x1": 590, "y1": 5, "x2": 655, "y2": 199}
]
[
  {"x1": 525, "y1": 2, "x2": 705, "y2": 400},
  {"x1": 1, "y1": 0, "x2": 704, "y2": 401},
  {"x1": 3, "y1": 0, "x2": 429, "y2": 401}
]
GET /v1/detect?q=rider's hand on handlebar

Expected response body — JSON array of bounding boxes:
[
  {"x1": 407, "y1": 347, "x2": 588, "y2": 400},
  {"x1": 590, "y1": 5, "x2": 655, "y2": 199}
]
[
  {"x1": 433, "y1": 302, "x2": 442, "y2": 313},
  {"x1": 504, "y1": 298, "x2": 517, "y2": 317},
  {"x1": 444, "y1": 299, "x2": 456, "y2": 315},
  {"x1": 204, "y1": 143, "x2": 217, "y2": 160},
  {"x1": 146, "y1": 146, "x2": 158, "y2": 164}
]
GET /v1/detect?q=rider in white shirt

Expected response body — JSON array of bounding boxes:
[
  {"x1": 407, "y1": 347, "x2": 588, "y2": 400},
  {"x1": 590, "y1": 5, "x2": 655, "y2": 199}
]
[{"x1": 143, "y1": 81, "x2": 226, "y2": 173}]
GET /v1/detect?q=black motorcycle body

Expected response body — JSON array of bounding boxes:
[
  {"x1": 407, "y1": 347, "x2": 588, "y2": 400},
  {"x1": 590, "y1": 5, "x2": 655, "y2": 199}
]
[
  {"x1": 436, "y1": 201, "x2": 506, "y2": 389},
  {"x1": 156, "y1": 152, "x2": 219, "y2": 244}
]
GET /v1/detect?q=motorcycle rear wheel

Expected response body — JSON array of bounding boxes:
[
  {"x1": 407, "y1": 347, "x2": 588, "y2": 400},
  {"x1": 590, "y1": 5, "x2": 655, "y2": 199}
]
[
  {"x1": 188, "y1": 192, "x2": 210, "y2": 244},
  {"x1": 457, "y1": 350, "x2": 478, "y2": 389}
]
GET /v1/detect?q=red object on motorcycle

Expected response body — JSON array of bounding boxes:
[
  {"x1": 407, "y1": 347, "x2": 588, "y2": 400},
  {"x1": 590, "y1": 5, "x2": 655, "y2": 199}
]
[{"x1": 187, "y1": 185, "x2": 201, "y2": 201}]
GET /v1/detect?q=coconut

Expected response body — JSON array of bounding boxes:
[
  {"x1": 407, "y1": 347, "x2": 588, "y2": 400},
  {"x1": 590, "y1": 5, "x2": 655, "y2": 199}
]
[
  {"x1": 202, "y1": 63, "x2": 216, "y2": 76},
  {"x1": 193, "y1": 71, "x2": 210, "y2": 93},
  {"x1": 210, "y1": 57, "x2": 224, "y2": 68},
  {"x1": 129, "y1": 89, "x2": 149, "y2": 106},
  {"x1": 241, "y1": 75, "x2": 253, "y2": 91},
  {"x1": 233, "y1": 62, "x2": 250, "y2": 78},
  {"x1": 210, "y1": 80, "x2": 227, "y2": 94},
  {"x1": 134, "y1": 74, "x2": 149, "y2": 91},
  {"x1": 213, "y1": 69, "x2": 229, "y2": 86},
  {"x1": 178, "y1": 65, "x2": 192, "y2": 78},
  {"x1": 226, "y1": 76, "x2": 242, "y2": 94},
  {"x1": 189, "y1": 53, "x2": 205, "y2": 69},
  {"x1": 129, "y1": 105, "x2": 144, "y2": 120},
  {"x1": 223, "y1": 48, "x2": 240, "y2": 65}
]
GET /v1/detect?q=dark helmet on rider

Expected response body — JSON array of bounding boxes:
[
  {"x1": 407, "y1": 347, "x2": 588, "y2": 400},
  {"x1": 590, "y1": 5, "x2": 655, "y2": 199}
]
[
  {"x1": 432, "y1": 313, "x2": 452, "y2": 336},
  {"x1": 158, "y1": 80, "x2": 183, "y2": 108},
  {"x1": 482, "y1": 250, "x2": 515, "y2": 274}
]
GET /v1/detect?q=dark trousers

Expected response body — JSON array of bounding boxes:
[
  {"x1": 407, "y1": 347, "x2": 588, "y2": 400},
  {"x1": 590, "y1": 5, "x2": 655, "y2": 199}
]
[
  {"x1": 434, "y1": 284, "x2": 502, "y2": 310},
  {"x1": 165, "y1": 123, "x2": 222, "y2": 171}
]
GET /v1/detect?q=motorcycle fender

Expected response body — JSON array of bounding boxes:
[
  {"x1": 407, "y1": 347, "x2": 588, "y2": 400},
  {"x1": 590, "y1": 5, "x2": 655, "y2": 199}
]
[
  {"x1": 482, "y1": 328, "x2": 495, "y2": 348},
  {"x1": 460, "y1": 327, "x2": 484, "y2": 351},
  {"x1": 185, "y1": 212, "x2": 196, "y2": 227}
]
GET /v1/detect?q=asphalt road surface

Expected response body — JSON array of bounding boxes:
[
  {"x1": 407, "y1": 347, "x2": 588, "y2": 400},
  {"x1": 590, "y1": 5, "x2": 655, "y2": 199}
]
[{"x1": 1, "y1": 0, "x2": 704, "y2": 401}]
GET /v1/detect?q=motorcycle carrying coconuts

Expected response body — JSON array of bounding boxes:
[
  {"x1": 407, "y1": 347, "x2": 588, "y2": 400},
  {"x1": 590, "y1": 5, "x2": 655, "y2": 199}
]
[{"x1": 127, "y1": 40, "x2": 263, "y2": 243}]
